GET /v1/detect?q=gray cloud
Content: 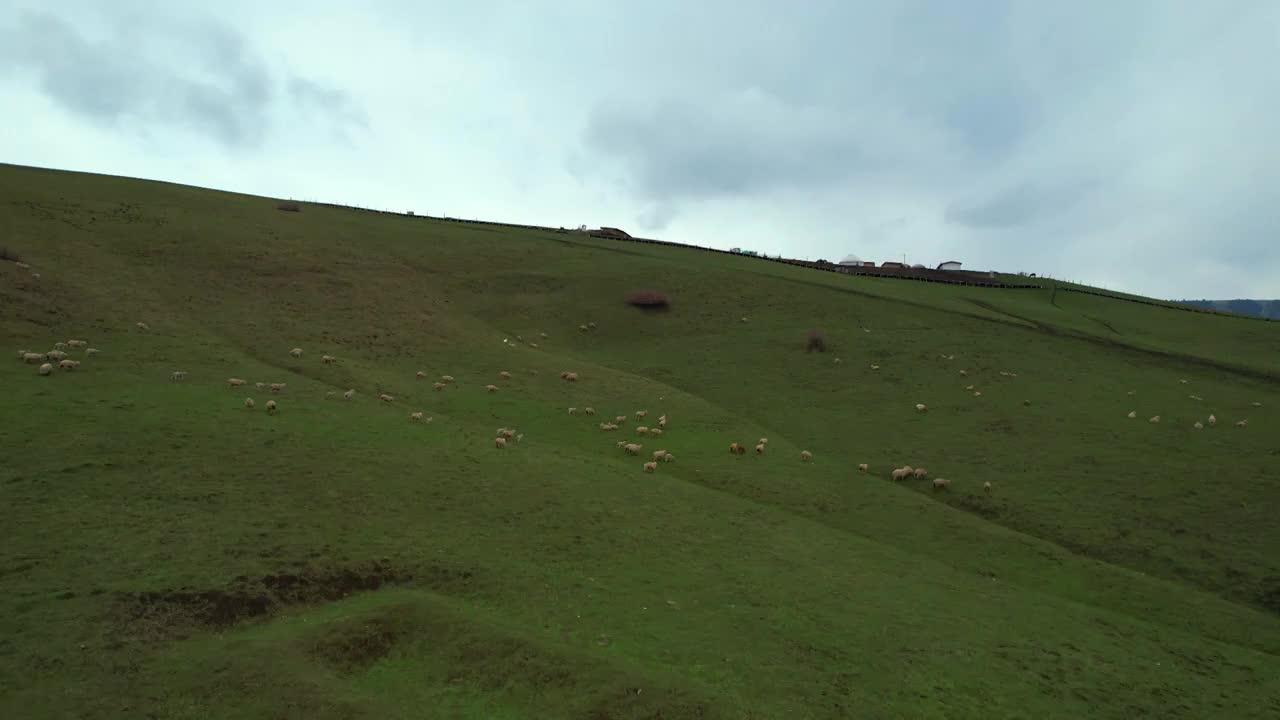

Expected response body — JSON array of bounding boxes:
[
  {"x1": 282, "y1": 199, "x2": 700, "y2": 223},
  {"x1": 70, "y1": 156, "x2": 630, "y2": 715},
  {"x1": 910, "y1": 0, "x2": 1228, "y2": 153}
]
[
  {"x1": 0, "y1": 9, "x2": 362, "y2": 148},
  {"x1": 945, "y1": 178, "x2": 1100, "y2": 229}
]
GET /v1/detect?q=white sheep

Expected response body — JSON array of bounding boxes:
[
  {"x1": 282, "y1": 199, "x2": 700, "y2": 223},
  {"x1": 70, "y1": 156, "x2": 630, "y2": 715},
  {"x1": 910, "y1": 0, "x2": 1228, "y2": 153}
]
[
  {"x1": 266, "y1": 400, "x2": 278, "y2": 415},
  {"x1": 932, "y1": 477, "x2": 952, "y2": 490},
  {"x1": 244, "y1": 398, "x2": 255, "y2": 409},
  {"x1": 857, "y1": 463, "x2": 868, "y2": 473},
  {"x1": 1149, "y1": 415, "x2": 1161, "y2": 424},
  {"x1": 289, "y1": 348, "x2": 303, "y2": 358},
  {"x1": 321, "y1": 355, "x2": 336, "y2": 364},
  {"x1": 1127, "y1": 411, "x2": 1137, "y2": 419},
  {"x1": 410, "y1": 411, "x2": 425, "y2": 423},
  {"x1": 729, "y1": 442, "x2": 745, "y2": 455},
  {"x1": 754, "y1": 443, "x2": 765, "y2": 455},
  {"x1": 579, "y1": 324, "x2": 589, "y2": 332},
  {"x1": 585, "y1": 407, "x2": 596, "y2": 415},
  {"x1": 635, "y1": 410, "x2": 648, "y2": 419},
  {"x1": 588, "y1": 322, "x2": 596, "y2": 329},
  {"x1": 227, "y1": 378, "x2": 247, "y2": 388},
  {"x1": 15, "y1": 261, "x2": 29, "y2": 269},
  {"x1": 255, "y1": 382, "x2": 265, "y2": 389},
  {"x1": 913, "y1": 467, "x2": 928, "y2": 479},
  {"x1": 563, "y1": 372, "x2": 579, "y2": 382},
  {"x1": 495, "y1": 437, "x2": 507, "y2": 449},
  {"x1": 915, "y1": 403, "x2": 927, "y2": 412},
  {"x1": 759, "y1": 438, "x2": 768, "y2": 445},
  {"x1": 652, "y1": 449, "x2": 668, "y2": 460},
  {"x1": 568, "y1": 407, "x2": 578, "y2": 415},
  {"x1": 499, "y1": 371, "x2": 511, "y2": 379},
  {"x1": 614, "y1": 415, "x2": 627, "y2": 424},
  {"x1": 269, "y1": 383, "x2": 286, "y2": 393},
  {"x1": 869, "y1": 364, "x2": 880, "y2": 370},
  {"x1": 67, "y1": 340, "x2": 86, "y2": 349},
  {"x1": 379, "y1": 393, "x2": 394, "y2": 402},
  {"x1": 800, "y1": 450, "x2": 813, "y2": 462},
  {"x1": 21, "y1": 352, "x2": 44, "y2": 364},
  {"x1": 416, "y1": 371, "x2": 426, "y2": 380},
  {"x1": 1193, "y1": 421, "x2": 1204, "y2": 429},
  {"x1": 497, "y1": 429, "x2": 516, "y2": 439},
  {"x1": 58, "y1": 359, "x2": 80, "y2": 370},
  {"x1": 53, "y1": 342, "x2": 67, "y2": 351},
  {"x1": 485, "y1": 384, "x2": 499, "y2": 393},
  {"x1": 649, "y1": 428, "x2": 663, "y2": 437},
  {"x1": 85, "y1": 348, "x2": 99, "y2": 357},
  {"x1": 433, "y1": 382, "x2": 446, "y2": 391},
  {"x1": 136, "y1": 322, "x2": 150, "y2": 331},
  {"x1": 636, "y1": 426, "x2": 649, "y2": 435},
  {"x1": 171, "y1": 370, "x2": 187, "y2": 381},
  {"x1": 661, "y1": 452, "x2": 674, "y2": 463},
  {"x1": 891, "y1": 467, "x2": 911, "y2": 481},
  {"x1": 973, "y1": 391, "x2": 983, "y2": 397},
  {"x1": 46, "y1": 350, "x2": 66, "y2": 361},
  {"x1": 643, "y1": 461, "x2": 657, "y2": 473},
  {"x1": 624, "y1": 443, "x2": 643, "y2": 455},
  {"x1": 1252, "y1": 402, "x2": 1263, "y2": 407},
  {"x1": 1236, "y1": 419, "x2": 1249, "y2": 428},
  {"x1": 965, "y1": 384, "x2": 975, "y2": 391},
  {"x1": 1208, "y1": 414, "x2": 1217, "y2": 426},
  {"x1": 960, "y1": 370, "x2": 968, "y2": 376},
  {"x1": 38, "y1": 363, "x2": 52, "y2": 376},
  {"x1": 343, "y1": 389, "x2": 355, "y2": 400},
  {"x1": 983, "y1": 481, "x2": 992, "y2": 495},
  {"x1": 441, "y1": 375, "x2": 455, "y2": 383}
]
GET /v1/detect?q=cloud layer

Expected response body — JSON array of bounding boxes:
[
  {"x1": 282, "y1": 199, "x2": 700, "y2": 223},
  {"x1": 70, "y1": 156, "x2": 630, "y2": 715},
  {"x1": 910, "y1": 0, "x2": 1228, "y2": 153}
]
[{"x1": 0, "y1": 0, "x2": 1275, "y2": 299}]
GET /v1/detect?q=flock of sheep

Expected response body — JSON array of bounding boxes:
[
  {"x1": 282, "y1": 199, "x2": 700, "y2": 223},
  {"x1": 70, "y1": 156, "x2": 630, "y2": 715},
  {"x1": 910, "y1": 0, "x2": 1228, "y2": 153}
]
[
  {"x1": 1125, "y1": 381, "x2": 1257, "y2": 429},
  {"x1": 17, "y1": 319, "x2": 1263, "y2": 495}
]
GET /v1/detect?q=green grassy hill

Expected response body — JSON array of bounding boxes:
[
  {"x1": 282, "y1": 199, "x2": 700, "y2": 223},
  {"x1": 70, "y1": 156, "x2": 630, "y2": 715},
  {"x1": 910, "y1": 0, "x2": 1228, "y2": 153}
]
[{"x1": 3, "y1": 162, "x2": 1279, "y2": 719}]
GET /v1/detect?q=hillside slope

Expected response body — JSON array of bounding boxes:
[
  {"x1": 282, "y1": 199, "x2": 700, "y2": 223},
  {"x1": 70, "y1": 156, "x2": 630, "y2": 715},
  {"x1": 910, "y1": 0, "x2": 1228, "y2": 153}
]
[{"x1": 2, "y1": 163, "x2": 1279, "y2": 719}]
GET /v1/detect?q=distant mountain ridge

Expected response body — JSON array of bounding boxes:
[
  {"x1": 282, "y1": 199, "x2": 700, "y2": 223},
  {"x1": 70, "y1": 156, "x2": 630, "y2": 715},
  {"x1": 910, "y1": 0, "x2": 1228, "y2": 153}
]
[{"x1": 1175, "y1": 299, "x2": 1280, "y2": 319}]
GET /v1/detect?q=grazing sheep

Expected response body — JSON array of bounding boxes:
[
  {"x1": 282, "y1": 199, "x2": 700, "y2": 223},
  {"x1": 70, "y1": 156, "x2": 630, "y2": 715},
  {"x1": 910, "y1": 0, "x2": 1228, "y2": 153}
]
[
  {"x1": 1236, "y1": 419, "x2": 1249, "y2": 427},
  {"x1": 800, "y1": 450, "x2": 813, "y2": 462},
  {"x1": 983, "y1": 481, "x2": 992, "y2": 495},
  {"x1": 326, "y1": 390, "x2": 337, "y2": 398},
  {"x1": 569, "y1": 407, "x2": 578, "y2": 415},
  {"x1": 624, "y1": 443, "x2": 642, "y2": 455},
  {"x1": 759, "y1": 438, "x2": 768, "y2": 445},
  {"x1": 729, "y1": 442, "x2": 743, "y2": 455},
  {"x1": 858, "y1": 463, "x2": 868, "y2": 473},
  {"x1": 1127, "y1": 411, "x2": 1137, "y2": 419},
  {"x1": 433, "y1": 382, "x2": 445, "y2": 392},
  {"x1": 1208, "y1": 414, "x2": 1217, "y2": 426},
  {"x1": 932, "y1": 477, "x2": 952, "y2": 490},
  {"x1": 495, "y1": 437, "x2": 507, "y2": 449},
  {"x1": 635, "y1": 410, "x2": 648, "y2": 419},
  {"x1": 960, "y1": 370, "x2": 968, "y2": 376},
  {"x1": 1194, "y1": 421, "x2": 1204, "y2": 429},
  {"x1": 1127, "y1": 391, "x2": 1136, "y2": 396},
  {"x1": 136, "y1": 322, "x2": 149, "y2": 331},
  {"x1": 416, "y1": 371, "x2": 426, "y2": 380},
  {"x1": 498, "y1": 429, "x2": 516, "y2": 439},
  {"x1": 1023, "y1": 400, "x2": 1032, "y2": 406},
  {"x1": 587, "y1": 322, "x2": 596, "y2": 329},
  {"x1": 1179, "y1": 379, "x2": 1188, "y2": 384},
  {"x1": 171, "y1": 371, "x2": 187, "y2": 381},
  {"x1": 653, "y1": 449, "x2": 668, "y2": 460},
  {"x1": 441, "y1": 375, "x2": 455, "y2": 383},
  {"x1": 579, "y1": 324, "x2": 589, "y2": 332},
  {"x1": 1252, "y1": 402, "x2": 1262, "y2": 407},
  {"x1": 321, "y1": 355, "x2": 336, "y2": 365},
  {"x1": 833, "y1": 357, "x2": 842, "y2": 364},
  {"x1": 601, "y1": 423, "x2": 618, "y2": 431},
  {"x1": 410, "y1": 412, "x2": 425, "y2": 423},
  {"x1": 15, "y1": 262, "x2": 29, "y2": 269},
  {"x1": 661, "y1": 452, "x2": 674, "y2": 463},
  {"x1": 21, "y1": 352, "x2": 44, "y2": 364},
  {"x1": 379, "y1": 393, "x2": 394, "y2": 402},
  {"x1": 1149, "y1": 415, "x2": 1161, "y2": 424},
  {"x1": 903, "y1": 465, "x2": 914, "y2": 475},
  {"x1": 585, "y1": 407, "x2": 596, "y2": 415},
  {"x1": 227, "y1": 378, "x2": 247, "y2": 388},
  {"x1": 965, "y1": 384, "x2": 975, "y2": 391},
  {"x1": 58, "y1": 359, "x2": 79, "y2": 370},
  {"x1": 563, "y1": 372, "x2": 579, "y2": 382},
  {"x1": 530, "y1": 343, "x2": 539, "y2": 348},
  {"x1": 343, "y1": 389, "x2": 355, "y2": 400},
  {"x1": 643, "y1": 461, "x2": 657, "y2": 473},
  {"x1": 244, "y1": 398, "x2": 255, "y2": 409},
  {"x1": 649, "y1": 428, "x2": 663, "y2": 437},
  {"x1": 870, "y1": 364, "x2": 880, "y2": 370},
  {"x1": 485, "y1": 384, "x2": 499, "y2": 393},
  {"x1": 38, "y1": 363, "x2": 52, "y2": 376},
  {"x1": 255, "y1": 382, "x2": 265, "y2": 389},
  {"x1": 269, "y1": 383, "x2": 286, "y2": 394},
  {"x1": 891, "y1": 467, "x2": 911, "y2": 481},
  {"x1": 1188, "y1": 395, "x2": 1202, "y2": 401},
  {"x1": 85, "y1": 348, "x2": 99, "y2": 357},
  {"x1": 915, "y1": 403, "x2": 928, "y2": 412},
  {"x1": 46, "y1": 350, "x2": 66, "y2": 361},
  {"x1": 636, "y1": 426, "x2": 649, "y2": 435},
  {"x1": 289, "y1": 348, "x2": 303, "y2": 358},
  {"x1": 973, "y1": 391, "x2": 983, "y2": 397},
  {"x1": 266, "y1": 400, "x2": 278, "y2": 415},
  {"x1": 53, "y1": 342, "x2": 67, "y2": 351},
  {"x1": 30, "y1": 273, "x2": 39, "y2": 279},
  {"x1": 540, "y1": 332, "x2": 548, "y2": 338},
  {"x1": 913, "y1": 468, "x2": 928, "y2": 479},
  {"x1": 499, "y1": 371, "x2": 511, "y2": 379},
  {"x1": 657, "y1": 415, "x2": 666, "y2": 427},
  {"x1": 67, "y1": 340, "x2": 86, "y2": 349},
  {"x1": 615, "y1": 415, "x2": 627, "y2": 424},
  {"x1": 754, "y1": 443, "x2": 765, "y2": 455}
]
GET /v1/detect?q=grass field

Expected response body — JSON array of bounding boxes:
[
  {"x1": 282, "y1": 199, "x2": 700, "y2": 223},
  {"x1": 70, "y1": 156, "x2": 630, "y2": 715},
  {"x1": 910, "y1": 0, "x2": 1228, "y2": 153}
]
[{"x1": 2, "y1": 162, "x2": 1279, "y2": 719}]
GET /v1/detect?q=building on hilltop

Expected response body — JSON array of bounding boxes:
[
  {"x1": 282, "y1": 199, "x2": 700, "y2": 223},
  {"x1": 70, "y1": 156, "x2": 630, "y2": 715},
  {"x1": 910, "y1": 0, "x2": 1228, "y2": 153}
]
[
  {"x1": 838, "y1": 254, "x2": 863, "y2": 266},
  {"x1": 880, "y1": 261, "x2": 906, "y2": 269},
  {"x1": 592, "y1": 227, "x2": 632, "y2": 239},
  {"x1": 937, "y1": 261, "x2": 962, "y2": 271}
]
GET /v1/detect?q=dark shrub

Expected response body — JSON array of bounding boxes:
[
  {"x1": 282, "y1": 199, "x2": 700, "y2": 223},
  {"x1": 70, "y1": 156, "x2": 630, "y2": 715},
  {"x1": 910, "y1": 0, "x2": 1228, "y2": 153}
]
[
  {"x1": 806, "y1": 329, "x2": 827, "y2": 353},
  {"x1": 625, "y1": 290, "x2": 671, "y2": 312},
  {"x1": 0, "y1": 247, "x2": 22, "y2": 263},
  {"x1": 276, "y1": 201, "x2": 302, "y2": 212}
]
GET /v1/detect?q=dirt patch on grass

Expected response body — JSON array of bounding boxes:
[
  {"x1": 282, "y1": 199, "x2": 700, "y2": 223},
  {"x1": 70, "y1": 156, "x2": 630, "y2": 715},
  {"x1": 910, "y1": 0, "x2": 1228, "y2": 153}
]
[
  {"x1": 115, "y1": 560, "x2": 470, "y2": 638},
  {"x1": 308, "y1": 614, "x2": 410, "y2": 674}
]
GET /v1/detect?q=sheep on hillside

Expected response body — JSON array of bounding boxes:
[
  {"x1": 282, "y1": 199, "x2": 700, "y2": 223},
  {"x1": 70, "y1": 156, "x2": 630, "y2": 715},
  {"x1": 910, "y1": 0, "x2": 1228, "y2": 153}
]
[
  {"x1": 568, "y1": 407, "x2": 578, "y2": 415},
  {"x1": 624, "y1": 443, "x2": 642, "y2": 455},
  {"x1": 661, "y1": 451, "x2": 674, "y2": 463},
  {"x1": 171, "y1": 371, "x2": 188, "y2": 381},
  {"x1": 563, "y1": 372, "x2": 579, "y2": 382},
  {"x1": 58, "y1": 359, "x2": 80, "y2": 370},
  {"x1": 615, "y1": 415, "x2": 627, "y2": 424},
  {"x1": 497, "y1": 429, "x2": 516, "y2": 439},
  {"x1": 754, "y1": 443, "x2": 766, "y2": 455},
  {"x1": 585, "y1": 407, "x2": 596, "y2": 415},
  {"x1": 1208, "y1": 414, "x2": 1217, "y2": 426},
  {"x1": 649, "y1": 428, "x2": 663, "y2": 436},
  {"x1": 410, "y1": 412, "x2": 425, "y2": 423},
  {"x1": 321, "y1": 355, "x2": 336, "y2": 365},
  {"x1": 289, "y1": 348, "x2": 303, "y2": 358},
  {"x1": 1194, "y1": 421, "x2": 1204, "y2": 429},
  {"x1": 46, "y1": 350, "x2": 66, "y2": 361},
  {"x1": 1149, "y1": 415, "x2": 1161, "y2": 424},
  {"x1": 21, "y1": 352, "x2": 44, "y2": 364},
  {"x1": 85, "y1": 348, "x2": 99, "y2": 357},
  {"x1": 579, "y1": 324, "x2": 589, "y2": 332},
  {"x1": 495, "y1": 437, "x2": 507, "y2": 449},
  {"x1": 973, "y1": 391, "x2": 983, "y2": 397},
  {"x1": 433, "y1": 382, "x2": 445, "y2": 391},
  {"x1": 635, "y1": 410, "x2": 648, "y2": 419},
  {"x1": 266, "y1": 400, "x2": 278, "y2": 415},
  {"x1": 379, "y1": 393, "x2": 394, "y2": 402},
  {"x1": 653, "y1": 449, "x2": 668, "y2": 460},
  {"x1": 136, "y1": 322, "x2": 150, "y2": 331},
  {"x1": 499, "y1": 371, "x2": 511, "y2": 379},
  {"x1": 932, "y1": 477, "x2": 952, "y2": 490},
  {"x1": 227, "y1": 378, "x2": 247, "y2": 388},
  {"x1": 269, "y1": 383, "x2": 286, "y2": 393},
  {"x1": 38, "y1": 363, "x2": 52, "y2": 376},
  {"x1": 441, "y1": 375, "x2": 455, "y2": 383},
  {"x1": 915, "y1": 403, "x2": 928, "y2": 412},
  {"x1": 485, "y1": 384, "x2": 499, "y2": 393},
  {"x1": 729, "y1": 442, "x2": 744, "y2": 455},
  {"x1": 858, "y1": 463, "x2": 868, "y2": 473},
  {"x1": 343, "y1": 389, "x2": 355, "y2": 400},
  {"x1": 800, "y1": 450, "x2": 813, "y2": 462},
  {"x1": 416, "y1": 371, "x2": 426, "y2": 380},
  {"x1": 1127, "y1": 411, "x2": 1137, "y2": 419},
  {"x1": 983, "y1": 481, "x2": 992, "y2": 495},
  {"x1": 913, "y1": 468, "x2": 928, "y2": 479},
  {"x1": 600, "y1": 423, "x2": 618, "y2": 431},
  {"x1": 53, "y1": 342, "x2": 67, "y2": 351},
  {"x1": 67, "y1": 340, "x2": 86, "y2": 349},
  {"x1": 636, "y1": 426, "x2": 649, "y2": 435},
  {"x1": 1236, "y1": 419, "x2": 1249, "y2": 427},
  {"x1": 643, "y1": 461, "x2": 657, "y2": 473},
  {"x1": 891, "y1": 467, "x2": 911, "y2": 481},
  {"x1": 657, "y1": 415, "x2": 666, "y2": 426},
  {"x1": 244, "y1": 398, "x2": 255, "y2": 409},
  {"x1": 870, "y1": 364, "x2": 880, "y2": 370}
]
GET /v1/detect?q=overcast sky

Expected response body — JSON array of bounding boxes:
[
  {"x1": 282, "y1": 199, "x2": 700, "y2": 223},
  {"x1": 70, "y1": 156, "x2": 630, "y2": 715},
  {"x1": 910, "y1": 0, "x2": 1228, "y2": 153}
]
[{"x1": 2, "y1": 1, "x2": 1276, "y2": 299}]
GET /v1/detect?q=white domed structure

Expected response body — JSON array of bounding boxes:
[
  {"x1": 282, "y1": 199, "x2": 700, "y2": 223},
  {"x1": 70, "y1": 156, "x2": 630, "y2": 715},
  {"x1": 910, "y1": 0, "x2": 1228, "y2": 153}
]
[{"x1": 838, "y1": 254, "x2": 863, "y2": 266}]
